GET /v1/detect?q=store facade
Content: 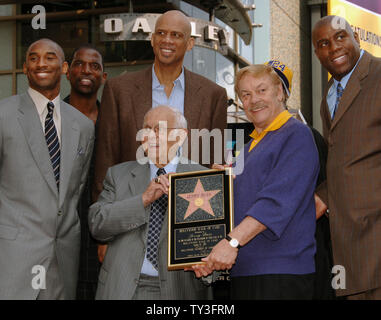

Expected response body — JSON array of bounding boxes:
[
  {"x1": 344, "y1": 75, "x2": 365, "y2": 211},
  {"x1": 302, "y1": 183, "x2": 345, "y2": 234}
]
[{"x1": 0, "y1": 0, "x2": 267, "y2": 123}]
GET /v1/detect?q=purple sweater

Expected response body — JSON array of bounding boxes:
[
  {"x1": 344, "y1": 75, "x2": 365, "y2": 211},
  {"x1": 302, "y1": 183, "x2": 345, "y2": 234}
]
[{"x1": 231, "y1": 117, "x2": 319, "y2": 277}]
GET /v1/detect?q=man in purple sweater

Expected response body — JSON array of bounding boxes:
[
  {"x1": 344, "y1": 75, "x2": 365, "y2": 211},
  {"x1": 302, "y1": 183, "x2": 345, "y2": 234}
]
[{"x1": 191, "y1": 63, "x2": 319, "y2": 299}]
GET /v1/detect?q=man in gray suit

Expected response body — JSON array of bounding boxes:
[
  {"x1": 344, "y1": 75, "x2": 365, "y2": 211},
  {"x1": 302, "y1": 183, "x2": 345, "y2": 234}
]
[
  {"x1": 89, "y1": 106, "x2": 212, "y2": 299},
  {"x1": 0, "y1": 39, "x2": 94, "y2": 299}
]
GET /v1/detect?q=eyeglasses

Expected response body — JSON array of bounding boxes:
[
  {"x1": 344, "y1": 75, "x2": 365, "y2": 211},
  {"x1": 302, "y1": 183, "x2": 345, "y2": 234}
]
[{"x1": 142, "y1": 125, "x2": 180, "y2": 135}]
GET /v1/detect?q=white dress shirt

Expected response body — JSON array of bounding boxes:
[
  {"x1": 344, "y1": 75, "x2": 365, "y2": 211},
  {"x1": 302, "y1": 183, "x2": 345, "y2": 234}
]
[
  {"x1": 28, "y1": 87, "x2": 62, "y2": 142},
  {"x1": 140, "y1": 156, "x2": 180, "y2": 276}
]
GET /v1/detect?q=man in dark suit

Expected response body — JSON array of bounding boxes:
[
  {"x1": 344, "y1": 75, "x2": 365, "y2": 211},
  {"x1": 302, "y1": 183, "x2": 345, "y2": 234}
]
[
  {"x1": 89, "y1": 106, "x2": 212, "y2": 299},
  {"x1": 313, "y1": 15, "x2": 381, "y2": 299},
  {"x1": 94, "y1": 10, "x2": 227, "y2": 261},
  {"x1": 65, "y1": 44, "x2": 107, "y2": 300},
  {"x1": 0, "y1": 39, "x2": 94, "y2": 299}
]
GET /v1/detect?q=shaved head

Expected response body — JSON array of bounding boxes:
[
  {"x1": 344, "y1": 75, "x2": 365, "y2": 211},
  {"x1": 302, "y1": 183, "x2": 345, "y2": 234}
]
[
  {"x1": 312, "y1": 15, "x2": 361, "y2": 80},
  {"x1": 155, "y1": 10, "x2": 192, "y2": 39},
  {"x1": 26, "y1": 38, "x2": 65, "y2": 63},
  {"x1": 312, "y1": 16, "x2": 354, "y2": 48}
]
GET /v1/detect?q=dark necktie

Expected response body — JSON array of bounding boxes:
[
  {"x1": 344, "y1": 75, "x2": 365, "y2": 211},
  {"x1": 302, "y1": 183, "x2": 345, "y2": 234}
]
[
  {"x1": 332, "y1": 83, "x2": 344, "y2": 120},
  {"x1": 45, "y1": 102, "x2": 60, "y2": 190},
  {"x1": 146, "y1": 168, "x2": 167, "y2": 270}
]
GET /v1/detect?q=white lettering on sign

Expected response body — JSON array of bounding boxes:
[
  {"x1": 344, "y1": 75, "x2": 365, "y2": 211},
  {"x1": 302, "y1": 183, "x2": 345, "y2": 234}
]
[
  {"x1": 132, "y1": 18, "x2": 152, "y2": 33},
  {"x1": 104, "y1": 18, "x2": 123, "y2": 33},
  {"x1": 205, "y1": 25, "x2": 219, "y2": 41},
  {"x1": 190, "y1": 21, "x2": 202, "y2": 38}
]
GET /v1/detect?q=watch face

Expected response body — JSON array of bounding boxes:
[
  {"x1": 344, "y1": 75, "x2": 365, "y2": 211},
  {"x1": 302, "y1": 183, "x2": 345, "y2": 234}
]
[{"x1": 230, "y1": 239, "x2": 239, "y2": 248}]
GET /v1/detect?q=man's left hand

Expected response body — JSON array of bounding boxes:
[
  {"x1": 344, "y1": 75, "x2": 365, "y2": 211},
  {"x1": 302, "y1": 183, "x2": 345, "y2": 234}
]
[{"x1": 202, "y1": 238, "x2": 238, "y2": 271}]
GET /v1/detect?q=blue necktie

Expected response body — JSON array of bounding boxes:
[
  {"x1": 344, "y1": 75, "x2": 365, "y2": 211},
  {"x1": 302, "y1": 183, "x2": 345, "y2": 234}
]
[
  {"x1": 332, "y1": 83, "x2": 344, "y2": 120},
  {"x1": 45, "y1": 102, "x2": 60, "y2": 190},
  {"x1": 146, "y1": 168, "x2": 167, "y2": 270}
]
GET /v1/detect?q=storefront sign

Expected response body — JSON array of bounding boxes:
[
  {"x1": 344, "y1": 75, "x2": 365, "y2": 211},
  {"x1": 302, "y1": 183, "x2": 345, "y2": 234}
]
[{"x1": 100, "y1": 13, "x2": 229, "y2": 55}]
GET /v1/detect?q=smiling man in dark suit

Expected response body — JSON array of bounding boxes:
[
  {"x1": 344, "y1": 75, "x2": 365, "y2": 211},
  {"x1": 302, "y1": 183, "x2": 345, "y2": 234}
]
[
  {"x1": 93, "y1": 10, "x2": 227, "y2": 262},
  {"x1": 0, "y1": 39, "x2": 94, "y2": 299},
  {"x1": 313, "y1": 16, "x2": 381, "y2": 300}
]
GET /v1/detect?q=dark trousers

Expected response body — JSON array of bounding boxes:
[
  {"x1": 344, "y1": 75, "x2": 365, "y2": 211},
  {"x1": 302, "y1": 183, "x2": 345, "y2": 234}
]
[{"x1": 231, "y1": 273, "x2": 315, "y2": 300}]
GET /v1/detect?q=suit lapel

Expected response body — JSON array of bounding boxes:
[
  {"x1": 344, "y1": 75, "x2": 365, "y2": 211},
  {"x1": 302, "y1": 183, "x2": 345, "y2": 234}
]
[
  {"x1": 17, "y1": 93, "x2": 58, "y2": 198},
  {"x1": 330, "y1": 52, "x2": 371, "y2": 131},
  {"x1": 130, "y1": 162, "x2": 151, "y2": 244},
  {"x1": 184, "y1": 69, "x2": 202, "y2": 130},
  {"x1": 58, "y1": 102, "x2": 80, "y2": 207},
  {"x1": 133, "y1": 67, "x2": 152, "y2": 131}
]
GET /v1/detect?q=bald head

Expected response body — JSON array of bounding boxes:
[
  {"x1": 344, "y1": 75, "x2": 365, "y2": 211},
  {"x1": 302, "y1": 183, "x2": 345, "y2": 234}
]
[
  {"x1": 312, "y1": 15, "x2": 361, "y2": 81},
  {"x1": 312, "y1": 16, "x2": 354, "y2": 48},
  {"x1": 26, "y1": 38, "x2": 65, "y2": 63},
  {"x1": 155, "y1": 10, "x2": 192, "y2": 39}
]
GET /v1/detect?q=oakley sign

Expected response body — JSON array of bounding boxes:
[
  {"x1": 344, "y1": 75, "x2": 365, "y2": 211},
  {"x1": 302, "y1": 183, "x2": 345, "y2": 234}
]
[{"x1": 100, "y1": 13, "x2": 229, "y2": 55}]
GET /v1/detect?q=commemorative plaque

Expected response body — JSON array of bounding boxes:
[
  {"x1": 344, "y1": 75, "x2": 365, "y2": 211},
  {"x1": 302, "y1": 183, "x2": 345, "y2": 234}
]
[{"x1": 167, "y1": 168, "x2": 234, "y2": 270}]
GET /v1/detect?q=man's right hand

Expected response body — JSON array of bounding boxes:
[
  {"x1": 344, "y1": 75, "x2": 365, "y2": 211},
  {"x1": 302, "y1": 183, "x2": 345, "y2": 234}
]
[{"x1": 142, "y1": 173, "x2": 170, "y2": 207}]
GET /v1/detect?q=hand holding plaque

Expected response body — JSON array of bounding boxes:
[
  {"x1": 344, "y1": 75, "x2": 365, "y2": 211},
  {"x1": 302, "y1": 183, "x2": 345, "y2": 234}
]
[{"x1": 167, "y1": 168, "x2": 234, "y2": 270}]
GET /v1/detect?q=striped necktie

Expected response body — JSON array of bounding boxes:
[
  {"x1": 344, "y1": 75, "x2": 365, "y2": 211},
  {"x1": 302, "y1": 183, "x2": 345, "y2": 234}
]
[
  {"x1": 45, "y1": 101, "x2": 60, "y2": 190},
  {"x1": 146, "y1": 168, "x2": 167, "y2": 270},
  {"x1": 332, "y1": 83, "x2": 344, "y2": 120}
]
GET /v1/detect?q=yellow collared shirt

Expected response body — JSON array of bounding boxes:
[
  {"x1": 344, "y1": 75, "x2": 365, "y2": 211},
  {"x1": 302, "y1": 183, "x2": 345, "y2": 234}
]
[{"x1": 249, "y1": 110, "x2": 292, "y2": 152}]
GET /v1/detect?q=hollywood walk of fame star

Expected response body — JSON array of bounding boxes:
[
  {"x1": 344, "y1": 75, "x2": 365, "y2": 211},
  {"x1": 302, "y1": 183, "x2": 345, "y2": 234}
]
[{"x1": 178, "y1": 179, "x2": 220, "y2": 219}]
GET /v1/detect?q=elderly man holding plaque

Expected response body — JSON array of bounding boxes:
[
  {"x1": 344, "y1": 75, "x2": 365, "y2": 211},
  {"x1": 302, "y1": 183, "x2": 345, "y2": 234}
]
[
  {"x1": 88, "y1": 105, "x2": 211, "y2": 300},
  {"x1": 194, "y1": 63, "x2": 320, "y2": 300}
]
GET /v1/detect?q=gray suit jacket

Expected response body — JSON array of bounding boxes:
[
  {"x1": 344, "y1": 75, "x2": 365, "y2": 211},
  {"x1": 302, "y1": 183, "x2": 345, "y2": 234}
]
[
  {"x1": 0, "y1": 92, "x2": 94, "y2": 299},
  {"x1": 89, "y1": 159, "x2": 212, "y2": 300}
]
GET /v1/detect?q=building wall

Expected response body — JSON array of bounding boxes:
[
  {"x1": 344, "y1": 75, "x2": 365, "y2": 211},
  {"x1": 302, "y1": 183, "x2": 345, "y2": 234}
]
[{"x1": 270, "y1": 0, "x2": 312, "y2": 123}]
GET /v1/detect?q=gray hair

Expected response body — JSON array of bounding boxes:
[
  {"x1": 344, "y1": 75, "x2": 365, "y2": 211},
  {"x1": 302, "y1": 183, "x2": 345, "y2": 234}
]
[{"x1": 144, "y1": 105, "x2": 188, "y2": 129}]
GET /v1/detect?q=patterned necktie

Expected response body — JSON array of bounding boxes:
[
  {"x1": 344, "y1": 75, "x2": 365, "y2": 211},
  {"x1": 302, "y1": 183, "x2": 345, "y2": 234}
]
[
  {"x1": 332, "y1": 83, "x2": 344, "y2": 120},
  {"x1": 45, "y1": 102, "x2": 60, "y2": 190},
  {"x1": 146, "y1": 168, "x2": 168, "y2": 270}
]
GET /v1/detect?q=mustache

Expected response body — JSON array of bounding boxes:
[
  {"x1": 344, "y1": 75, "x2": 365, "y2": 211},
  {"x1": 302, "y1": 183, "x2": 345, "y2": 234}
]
[{"x1": 248, "y1": 102, "x2": 267, "y2": 112}]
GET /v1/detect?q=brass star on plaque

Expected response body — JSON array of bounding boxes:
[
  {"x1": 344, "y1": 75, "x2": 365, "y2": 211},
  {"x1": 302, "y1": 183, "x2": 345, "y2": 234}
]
[{"x1": 178, "y1": 179, "x2": 221, "y2": 219}]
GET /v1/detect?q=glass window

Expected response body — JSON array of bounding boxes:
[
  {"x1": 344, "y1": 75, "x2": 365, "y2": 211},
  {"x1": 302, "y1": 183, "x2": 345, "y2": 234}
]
[
  {"x1": 192, "y1": 46, "x2": 216, "y2": 82},
  {"x1": 0, "y1": 22, "x2": 13, "y2": 70},
  {"x1": 0, "y1": 4, "x2": 13, "y2": 16},
  {"x1": 0, "y1": 74, "x2": 13, "y2": 100},
  {"x1": 216, "y1": 54, "x2": 235, "y2": 99}
]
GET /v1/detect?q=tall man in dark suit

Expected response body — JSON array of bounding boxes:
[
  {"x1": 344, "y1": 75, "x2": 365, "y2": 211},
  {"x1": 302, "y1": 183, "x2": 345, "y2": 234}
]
[
  {"x1": 312, "y1": 16, "x2": 381, "y2": 299},
  {"x1": 89, "y1": 106, "x2": 212, "y2": 299},
  {"x1": 0, "y1": 39, "x2": 94, "y2": 299},
  {"x1": 94, "y1": 10, "x2": 227, "y2": 261},
  {"x1": 65, "y1": 44, "x2": 107, "y2": 300}
]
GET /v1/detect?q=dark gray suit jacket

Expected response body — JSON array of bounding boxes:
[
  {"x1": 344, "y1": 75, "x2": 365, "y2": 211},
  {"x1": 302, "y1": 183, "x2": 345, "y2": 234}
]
[
  {"x1": 0, "y1": 92, "x2": 94, "y2": 299},
  {"x1": 89, "y1": 159, "x2": 212, "y2": 300}
]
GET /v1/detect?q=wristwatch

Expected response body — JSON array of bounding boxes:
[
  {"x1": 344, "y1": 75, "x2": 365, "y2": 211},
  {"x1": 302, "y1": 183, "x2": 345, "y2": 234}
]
[{"x1": 225, "y1": 235, "x2": 241, "y2": 249}]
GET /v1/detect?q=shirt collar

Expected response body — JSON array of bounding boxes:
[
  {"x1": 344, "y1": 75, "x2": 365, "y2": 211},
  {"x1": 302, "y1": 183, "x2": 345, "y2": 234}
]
[
  {"x1": 248, "y1": 110, "x2": 292, "y2": 153},
  {"x1": 149, "y1": 155, "x2": 180, "y2": 178},
  {"x1": 250, "y1": 110, "x2": 292, "y2": 139},
  {"x1": 152, "y1": 64, "x2": 185, "y2": 90},
  {"x1": 28, "y1": 87, "x2": 60, "y2": 116},
  {"x1": 328, "y1": 49, "x2": 364, "y2": 97}
]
